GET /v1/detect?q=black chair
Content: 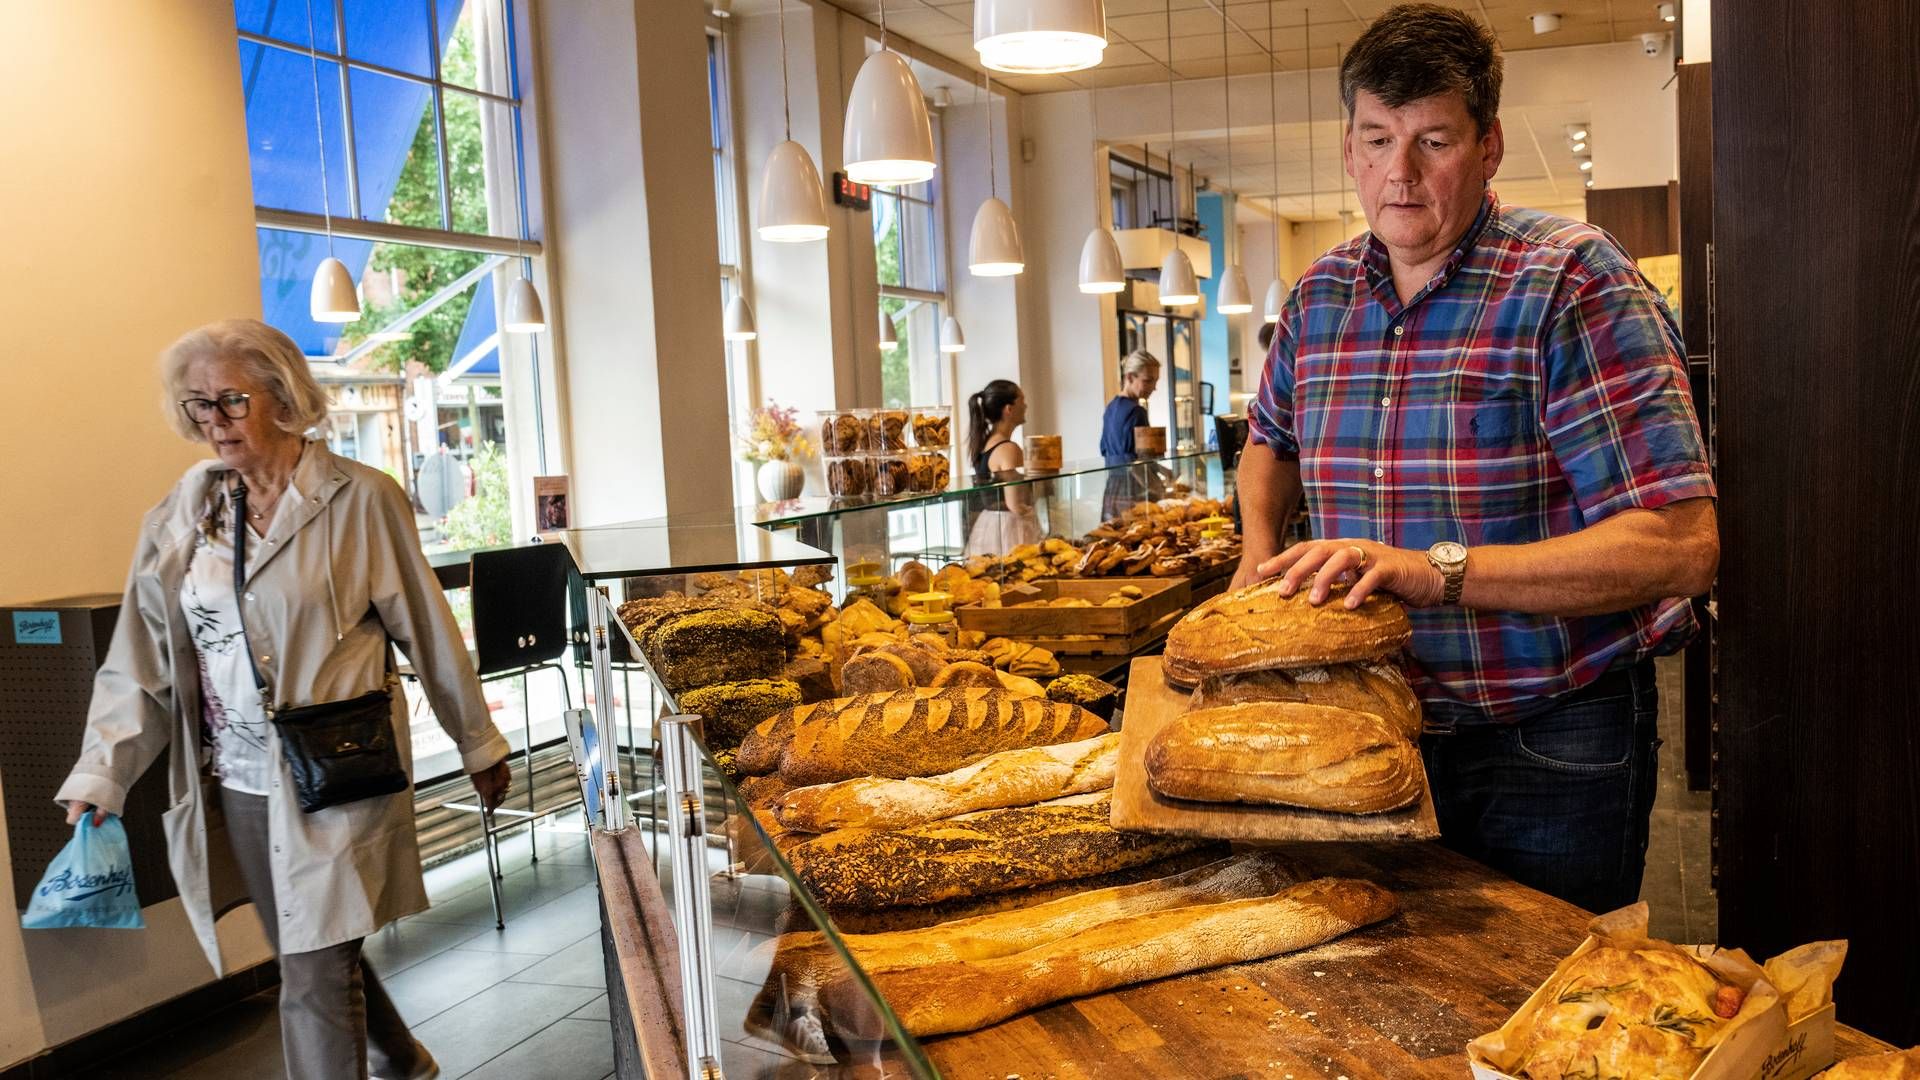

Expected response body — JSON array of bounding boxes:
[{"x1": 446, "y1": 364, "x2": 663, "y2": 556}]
[{"x1": 441, "y1": 543, "x2": 577, "y2": 928}]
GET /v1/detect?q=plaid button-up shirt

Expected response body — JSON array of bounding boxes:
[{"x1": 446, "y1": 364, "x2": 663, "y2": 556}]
[{"x1": 1250, "y1": 193, "x2": 1715, "y2": 718}]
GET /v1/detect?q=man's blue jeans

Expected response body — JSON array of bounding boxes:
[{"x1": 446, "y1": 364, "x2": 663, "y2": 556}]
[{"x1": 1418, "y1": 660, "x2": 1662, "y2": 914}]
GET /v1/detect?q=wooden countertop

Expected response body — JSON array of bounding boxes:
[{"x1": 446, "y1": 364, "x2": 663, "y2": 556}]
[{"x1": 919, "y1": 840, "x2": 1893, "y2": 1079}]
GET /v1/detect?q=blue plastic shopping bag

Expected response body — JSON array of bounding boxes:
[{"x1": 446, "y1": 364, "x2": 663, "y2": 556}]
[{"x1": 21, "y1": 815, "x2": 144, "y2": 929}]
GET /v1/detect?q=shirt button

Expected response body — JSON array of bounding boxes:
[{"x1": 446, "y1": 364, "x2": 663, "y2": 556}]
[
  {"x1": 1392, "y1": 325, "x2": 1405, "y2": 337},
  {"x1": 1380, "y1": 396, "x2": 1391, "y2": 407},
  {"x1": 1373, "y1": 466, "x2": 1385, "y2": 478}
]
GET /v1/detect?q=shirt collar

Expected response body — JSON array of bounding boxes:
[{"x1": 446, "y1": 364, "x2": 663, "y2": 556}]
[{"x1": 1361, "y1": 191, "x2": 1499, "y2": 308}]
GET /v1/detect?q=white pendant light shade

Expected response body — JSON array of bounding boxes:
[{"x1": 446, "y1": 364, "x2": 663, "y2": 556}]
[
  {"x1": 879, "y1": 311, "x2": 898, "y2": 350},
  {"x1": 973, "y1": 0, "x2": 1108, "y2": 74},
  {"x1": 724, "y1": 293, "x2": 758, "y2": 341},
  {"x1": 1263, "y1": 279, "x2": 1286, "y2": 324},
  {"x1": 842, "y1": 50, "x2": 937, "y2": 188},
  {"x1": 504, "y1": 276, "x2": 547, "y2": 333},
  {"x1": 1077, "y1": 227, "x2": 1125, "y2": 293},
  {"x1": 968, "y1": 197, "x2": 1025, "y2": 276},
  {"x1": 1216, "y1": 265, "x2": 1253, "y2": 314},
  {"x1": 756, "y1": 140, "x2": 830, "y2": 242},
  {"x1": 1158, "y1": 248, "x2": 1200, "y2": 306},
  {"x1": 311, "y1": 257, "x2": 360, "y2": 323},
  {"x1": 940, "y1": 315, "x2": 966, "y2": 353}
]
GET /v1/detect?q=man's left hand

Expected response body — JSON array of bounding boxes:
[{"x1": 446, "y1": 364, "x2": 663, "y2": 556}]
[
  {"x1": 1255, "y1": 539, "x2": 1448, "y2": 608},
  {"x1": 470, "y1": 758, "x2": 513, "y2": 811}
]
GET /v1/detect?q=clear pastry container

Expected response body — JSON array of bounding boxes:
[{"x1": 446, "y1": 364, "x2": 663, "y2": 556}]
[
  {"x1": 906, "y1": 450, "x2": 951, "y2": 493},
  {"x1": 818, "y1": 409, "x2": 869, "y2": 455},
  {"x1": 824, "y1": 454, "x2": 874, "y2": 497},
  {"x1": 909, "y1": 407, "x2": 953, "y2": 449}
]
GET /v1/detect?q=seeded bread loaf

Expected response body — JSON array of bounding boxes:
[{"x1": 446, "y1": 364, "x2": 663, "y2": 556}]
[
  {"x1": 735, "y1": 687, "x2": 1110, "y2": 787},
  {"x1": 772, "y1": 732, "x2": 1120, "y2": 833},
  {"x1": 786, "y1": 792, "x2": 1209, "y2": 909},
  {"x1": 1189, "y1": 660, "x2": 1422, "y2": 740},
  {"x1": 647, "y1": 608, "x2": 785, "y2": 692},
  {"x1": 1163, "y1": 577, "x2": 1411, "y2": 686},
  {"x1": 676, "y1": 679, "x2": 802, "y2": 751},
  {"x1": 1146, "y1": 701, "x2": 1424, "y2": 814}
]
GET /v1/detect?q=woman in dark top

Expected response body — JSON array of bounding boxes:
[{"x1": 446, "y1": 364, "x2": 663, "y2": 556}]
[
  {"x1": 964, "y1": 379, "x2": 1041, "y2": 556},
  {"x1": 1099, "y1": 349, "x2": 1161, "y2": 461}
]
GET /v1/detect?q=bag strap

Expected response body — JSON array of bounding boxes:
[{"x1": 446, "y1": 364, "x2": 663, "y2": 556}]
[{"x1": 230, "y1": 478, "x2": 272, "y2": 713}]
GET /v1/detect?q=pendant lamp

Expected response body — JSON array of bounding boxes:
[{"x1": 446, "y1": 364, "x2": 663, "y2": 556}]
[
  {"x1": 724, "y1": 294, "x2": 758, "y2": 341},
  {"x1": 504, "y1": 277, "x2": 547, "y2": 333},
  {"x1": 758, "y1": 0, "x2": 830, "y2": 242},
  {"x1": 1211, "y1": 0, "x2": 1252, "y2": 316},
  {"x1": 302, "y1": 0, "x2": 358, "y2": 324},
  {"x1": 1159, "y1": 248, "x2": 1200, "y2": 306},
  {"x1": 1216, "y1": 265, "x2": 1252, "y2": 315},
  {"x1": 843, "y1": 4, "x2": 936, "y2": 189},
  {"x1": 1263, "y1": 277, "x2": 1285, "y2": 324},
  {"x1": 940, "y1": 315, "x2": 966, "y2": 353},
  {"x1": 879, "y1": 310, "x2": 898, "y2": 350},
  {"x1": 1078, "y1": 227, "x2": 1125, "y2": 293},
  {"x1": 968, "y1": 75, "x2": 1024, "y2": 276},
  {"x1": 973, "y1": 0, "x2": 1108, "y2": 75}
]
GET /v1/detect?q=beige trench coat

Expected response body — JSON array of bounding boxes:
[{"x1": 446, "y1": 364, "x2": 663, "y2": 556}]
[{"x1": 56, "y1": 441, "x2": 510, "y2": 973}]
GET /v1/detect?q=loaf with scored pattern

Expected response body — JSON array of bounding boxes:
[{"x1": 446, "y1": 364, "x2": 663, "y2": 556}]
[{"x1": 1163, "y1": 576, "x2": 1411, "y2": 686}]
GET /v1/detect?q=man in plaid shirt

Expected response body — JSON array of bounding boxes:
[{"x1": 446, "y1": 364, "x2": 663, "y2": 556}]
[{"x1": 1238, "y1": 4, "x2": 1718, "y2": 912}]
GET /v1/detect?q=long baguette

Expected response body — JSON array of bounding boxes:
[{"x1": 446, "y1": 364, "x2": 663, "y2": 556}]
[
  {"x1": 737, "y1": 687, "x2": 1110, "y2": 787},
  {"x1": 822, "y1": 876, "x2": 1398, "y2": 1037},
  {"x1": 786, "y1": 792, "x2": 1207, "y2": 909},
  {"x1": 772, "y1": 732, "x2": 1121, "y2": 833},
  {"x1": 768, "y1": 851, "x2": 1304, "y2": 988}
]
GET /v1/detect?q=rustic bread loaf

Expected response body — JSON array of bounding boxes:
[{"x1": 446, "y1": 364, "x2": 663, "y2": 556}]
[
  {"x1": 1146, "y1": 701, "x2": 1424, "y2": 814},
  {"x1": 928, "y1": 660, "x2": 1001, "y2": 688},
  {"x1": 1189, "y1": 660, "x2": 1422, "y2": 740},
  {"x1": 647, "y1": 608, "x2": 785, "y2": 692},
  {"x1": 772, "y1": 732, "x2": 1120, "y2": 833},
  {"x1": 767, "y1": 851, "x2": 1304, "y2": 988},
  {"x1": 821, "y1": 876, "x2": 1397, "y2": 1037},
  {"x1": 735, "y1": 687, "x2": 1110, "y2": 787},
  {"x1": 676, "y1": 679, "x2": 802, "y2": 751},
  {"x1": 786, "y1": 792, "x2": 1208, "y2": 909},
  {"x1": 1820, "y1": 1049, "x2": 1920, "y2": 1079},
  {"x1": 841, "y1": 651, "x2": 915, "y2": 695},
  {"x1": 1163, "y1": 577, "x2": 1411, "y2": 685}
]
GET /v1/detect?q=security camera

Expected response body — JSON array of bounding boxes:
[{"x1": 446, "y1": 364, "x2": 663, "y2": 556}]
[{"x1": 1639, "y1": 32, "x2": 1664, "y2": 56}]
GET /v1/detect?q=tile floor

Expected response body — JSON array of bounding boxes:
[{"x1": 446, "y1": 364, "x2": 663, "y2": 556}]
[
  {"x1": 80, "y1": 815, "x2": 615, "y2": 1080},
  {"x1": 77, "y1": 656, "x2": 1717, "y2": 1078}
]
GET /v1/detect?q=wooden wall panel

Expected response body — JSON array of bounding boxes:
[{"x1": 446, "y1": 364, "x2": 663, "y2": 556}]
[
  {"x1": 1713, "y1": 0, "x2": 1920, "y2": 1045},
  {"x1": 1676, "y1": 62, "x2": 1714, "y2": 792},
  {"x1": 1584, "y1": 185, "x2": 1675, "y2": 260}
]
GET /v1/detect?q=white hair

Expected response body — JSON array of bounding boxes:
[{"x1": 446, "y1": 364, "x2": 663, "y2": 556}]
[
  {"x1": 159, "y1": 318, "x2": 329, "y2": 442},
  {"x1": 1122, "y1": 349, "x2": 1162, "y2": 379}
]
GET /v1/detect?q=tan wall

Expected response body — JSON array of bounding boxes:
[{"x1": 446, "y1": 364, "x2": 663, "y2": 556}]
[{"x1": 0, "y1": 0, "x2": 275, "y2": 1067}]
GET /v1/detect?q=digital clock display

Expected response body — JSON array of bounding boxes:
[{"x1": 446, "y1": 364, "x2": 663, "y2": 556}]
[{"x1": 833, "y1": 172, "x2": 873, "y2": 211}]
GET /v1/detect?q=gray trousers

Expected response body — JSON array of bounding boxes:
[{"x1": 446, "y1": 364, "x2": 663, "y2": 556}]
[{"x1": 222, "y1": 788, "x2": 424, "y2": 1080}]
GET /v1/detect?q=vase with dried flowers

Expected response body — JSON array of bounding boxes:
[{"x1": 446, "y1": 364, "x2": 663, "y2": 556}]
[{"x1": 737, "y1": 402, "x2": 814, "y2": 501}]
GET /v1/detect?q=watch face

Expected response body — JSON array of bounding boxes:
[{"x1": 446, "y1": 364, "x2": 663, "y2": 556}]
[{"x1": 1433, "y1": 542, "x2": 1466, "y2": 564}]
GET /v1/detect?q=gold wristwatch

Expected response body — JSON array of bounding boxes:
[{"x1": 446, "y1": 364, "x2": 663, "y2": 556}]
[{"x1": 1426, "y1": 541, "x2": 1467, "y2": 605}]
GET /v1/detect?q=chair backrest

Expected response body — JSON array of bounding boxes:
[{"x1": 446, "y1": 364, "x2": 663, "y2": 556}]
[{"x1": 470, "y1": 544, "x2": 574, "y2": 677}]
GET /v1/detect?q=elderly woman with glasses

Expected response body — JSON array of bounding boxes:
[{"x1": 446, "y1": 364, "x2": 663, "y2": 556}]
[{"x1": 56, "y1": 318, "x2": 513, "y2": 1080}]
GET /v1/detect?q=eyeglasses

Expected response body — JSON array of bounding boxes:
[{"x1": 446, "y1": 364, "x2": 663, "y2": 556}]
[{"x1": 178, "y1": 392, "x2": 252, "y2": 423}]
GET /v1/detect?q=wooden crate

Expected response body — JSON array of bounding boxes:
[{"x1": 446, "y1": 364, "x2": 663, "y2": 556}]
[
  {"x1": 955, "y1": 577, "x2": 1190, "y2": 637},
  {"x1": 1018, "y1": 606, "x2": 1185, "y2": 656}
]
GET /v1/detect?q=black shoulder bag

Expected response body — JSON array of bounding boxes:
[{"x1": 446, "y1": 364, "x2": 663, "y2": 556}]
[{"x1": 232, "y1": 478, "x2": 410, "y2": 813}]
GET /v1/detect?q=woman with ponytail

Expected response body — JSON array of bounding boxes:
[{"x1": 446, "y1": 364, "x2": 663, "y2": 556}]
[{"x1": 963, "y1": 379, "x2": 1042, "y2": 556}]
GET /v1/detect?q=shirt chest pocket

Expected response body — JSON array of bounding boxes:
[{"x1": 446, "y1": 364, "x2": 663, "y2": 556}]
[{"x1": 1453, "y1": 397, "x2": 1534, "y2": 449}]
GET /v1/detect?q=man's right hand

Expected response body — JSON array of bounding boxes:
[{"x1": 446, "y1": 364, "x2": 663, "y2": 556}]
[{"x1": 64, "y1": 802, "x2": 109, "y2": 827}]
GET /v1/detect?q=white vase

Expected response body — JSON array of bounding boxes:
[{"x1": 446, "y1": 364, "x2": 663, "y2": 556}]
[{"x1": 756, "y1": 460, "x2": 805, "y2": 501}]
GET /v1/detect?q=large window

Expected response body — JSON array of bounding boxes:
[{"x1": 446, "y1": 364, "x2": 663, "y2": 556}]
[
  {"x1": 708, "y1": 25, "x2": 757, "y2": 504},
  {"x1": 875, "y1": 110, "x2": 948, "y2": 409},
  {"x1": 235, "y1": 0, "x2": 547, "y2": 555}
]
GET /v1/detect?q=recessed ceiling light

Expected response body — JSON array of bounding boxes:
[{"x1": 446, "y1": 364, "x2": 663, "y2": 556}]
[
  {"x1": 1566, "y1": 123, "x2": 1589, "y2": 141},
  {"x1": 1657, "y1": 2, "x2": 1676, "y2": 21},
  {"x1": 1570, "y1": 139, "x2": 1587, "y2": 153},
  {"x1": 1577, "y1": 156, "x2": 1594, "y2": 171},
  {"x1": 1530, "y1": 12, "x2": 1561, "y2": 34}
]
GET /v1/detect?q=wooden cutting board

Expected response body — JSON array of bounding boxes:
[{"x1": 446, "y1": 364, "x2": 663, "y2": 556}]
[{"x1": 1111, "y1": 656, "x2": 1441, "y2": 841}]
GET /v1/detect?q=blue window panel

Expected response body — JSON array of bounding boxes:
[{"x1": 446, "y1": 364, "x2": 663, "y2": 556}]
[
  {"x1": 257, "y1": 227, "x2": 376, "y2": 357},
  {"x1": 234, "y1": 0, "x2": 339, "y2": 53},
  {"x1": 343, "y1": 0, "x2": 432, "y2": 75},
  {"x1": 450, "y1": 279, "x2": 500, "y2": 377},
  {"x1": 237, "y1": 42, "x2": 353, "y2": 217},
  {"x1": 349, "y1": 67, "x2": 439, "y2": 227}
]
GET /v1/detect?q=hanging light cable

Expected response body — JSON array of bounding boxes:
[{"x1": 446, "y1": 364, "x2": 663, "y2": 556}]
[
  {"x1": 1262, "y1": 0, "x2": 1286, "y2": 323},
  {"x1": 1078, "y1": 85, "x2": 1125, "y2": 294},
  {"x1": 758, "y1": 0, "x2": 830, "y2": 241},
  {"x1": 503, "y1": 0, "x2": 546, "y2": 335},
  {"x1": 1213, "y1": 0, "x2": 1251, "y2": 315},
  {"x1": 304, "y1": 0, "x2": 357, "y2": 324},
  {"x1": 1157, "y1": 0, "x2": 1199, "y2": 307},
  {"x1": 843, "y1": 0, "x2": 937, "y2": 187},
  {"x1": 969, "y1": 71, "x2": 1025, "y2": 275}
]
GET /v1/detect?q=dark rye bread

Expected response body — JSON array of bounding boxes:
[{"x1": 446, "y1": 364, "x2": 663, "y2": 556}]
[
  {"x1": 735, "y1": 687, "x2": 1111, "y2": 787},
  {"x1": 647, "y1": 608, "x2": 785, "y2": 692},
  {"x1": 785, "y1": 792, "x2": 1211, "y2": 909}
]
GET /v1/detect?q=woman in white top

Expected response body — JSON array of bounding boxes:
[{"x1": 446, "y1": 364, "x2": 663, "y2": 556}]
[
  {"x1": 57, "y1": 319, "x2": 512, "y2": 1080},
  {"x1": 963, "y1": 379, "x2": 1044, "y2": 557}
]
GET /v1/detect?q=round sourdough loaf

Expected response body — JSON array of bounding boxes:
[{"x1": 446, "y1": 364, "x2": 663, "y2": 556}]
[
  {"x1": 1163, "y1": 576, "x2": 1411, "y2": 685},
  {"x1": 1144, "y1": 701, "x2": 1424, "y2": 814},
  {"x1": 1189, "y1": 660, "x2": 1422, "y2": 741}
]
